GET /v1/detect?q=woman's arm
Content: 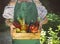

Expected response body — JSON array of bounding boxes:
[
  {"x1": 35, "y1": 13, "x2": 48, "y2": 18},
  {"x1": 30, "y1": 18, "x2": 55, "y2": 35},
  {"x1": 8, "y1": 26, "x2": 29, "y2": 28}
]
[
  {"x1": 34, "y1": 0, "x2": 48, "y2": 31},
  {"x1": 3, "y1": 1, "x2": 16, "y2": 26}
]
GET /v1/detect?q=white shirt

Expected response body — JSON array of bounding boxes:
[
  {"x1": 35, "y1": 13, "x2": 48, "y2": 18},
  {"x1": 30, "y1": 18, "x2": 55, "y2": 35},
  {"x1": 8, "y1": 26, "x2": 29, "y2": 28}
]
[
  {"x1": 36, "y1": 4, "x2": 47, "y2": 19},
  {"x1": 3, "y1": 3, "x2": 47, "y2": 20},
  {"x1": 3, "y1": 5, "x2": 15, "y2": 19}
]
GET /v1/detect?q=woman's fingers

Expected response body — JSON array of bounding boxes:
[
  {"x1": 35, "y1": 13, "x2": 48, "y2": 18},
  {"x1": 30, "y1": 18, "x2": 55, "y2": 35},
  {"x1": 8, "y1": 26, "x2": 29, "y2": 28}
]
[{"x1": 5, "y1": 19, "x2": 12, "y2": 26}]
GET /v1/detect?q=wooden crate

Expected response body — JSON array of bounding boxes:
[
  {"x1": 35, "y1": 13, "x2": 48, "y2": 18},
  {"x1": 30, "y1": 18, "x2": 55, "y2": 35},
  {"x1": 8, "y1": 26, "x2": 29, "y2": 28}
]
[
  {"x1": 12, "y1": 33, "x2": 40, "y2": 39},
  {"x1": 10, "y1": 25, "x2": 41, "y2": 39}
]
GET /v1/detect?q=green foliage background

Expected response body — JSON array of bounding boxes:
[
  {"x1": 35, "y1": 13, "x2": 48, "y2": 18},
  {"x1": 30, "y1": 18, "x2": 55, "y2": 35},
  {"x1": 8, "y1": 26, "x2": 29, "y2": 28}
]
[{"x1": 40, "y1": 13, "x2": 60, "y2": 44}]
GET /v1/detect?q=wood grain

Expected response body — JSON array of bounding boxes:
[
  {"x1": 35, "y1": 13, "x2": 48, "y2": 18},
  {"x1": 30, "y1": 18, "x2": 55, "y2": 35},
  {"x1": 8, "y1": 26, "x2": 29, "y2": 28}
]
[{"x1": 12, "y1": 33, "x2": 40, "y2": 39}]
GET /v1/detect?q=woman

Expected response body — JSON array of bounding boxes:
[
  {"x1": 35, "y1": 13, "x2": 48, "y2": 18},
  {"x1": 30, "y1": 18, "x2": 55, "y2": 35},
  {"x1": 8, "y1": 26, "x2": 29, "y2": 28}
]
[{"x1": 3, "y1": 0, "x2": 48, "y2": 44}]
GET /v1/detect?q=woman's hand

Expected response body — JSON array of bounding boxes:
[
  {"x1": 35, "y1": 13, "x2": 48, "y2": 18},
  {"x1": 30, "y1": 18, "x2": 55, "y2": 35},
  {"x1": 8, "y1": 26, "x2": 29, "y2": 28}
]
[
  {"x1": 5, "y1": 19, "x2": 13, "y2": 27},
  {"x1": 41, "y1": 17, "x2": 48, "y2": 25},
  {"x1": 38, "y1": 17, "x2": 48, "y2": 32}
]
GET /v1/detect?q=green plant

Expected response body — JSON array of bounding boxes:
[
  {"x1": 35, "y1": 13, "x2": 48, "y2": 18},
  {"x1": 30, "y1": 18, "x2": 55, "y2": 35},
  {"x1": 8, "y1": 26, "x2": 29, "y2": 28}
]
[{"x1": 40, "y1": 13, "x2": 60, "y2": 44}]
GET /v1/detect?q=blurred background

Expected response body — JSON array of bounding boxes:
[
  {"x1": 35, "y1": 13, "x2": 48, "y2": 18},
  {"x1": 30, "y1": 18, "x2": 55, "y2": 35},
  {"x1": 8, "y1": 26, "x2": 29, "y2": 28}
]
[{"x1": 39, "y1": 0, "x2": 60, "y2": 44}]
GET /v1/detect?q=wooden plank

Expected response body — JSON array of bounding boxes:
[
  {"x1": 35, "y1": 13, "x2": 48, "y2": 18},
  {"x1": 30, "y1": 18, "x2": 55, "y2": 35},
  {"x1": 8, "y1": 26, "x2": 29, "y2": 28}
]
[{"x1": 12, "y1": 33, "x2": 40, "y2": 39}]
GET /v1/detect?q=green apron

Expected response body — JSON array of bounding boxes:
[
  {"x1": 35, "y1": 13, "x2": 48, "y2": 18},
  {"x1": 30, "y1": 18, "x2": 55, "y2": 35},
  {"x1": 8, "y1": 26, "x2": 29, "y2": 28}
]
[
  {"x1": 13, "y1": 39, "x2": 40, "y2": 44},
  {"x1": 14, "y1": 0, "x2": 38, "y2": 24},
  {"x1": 13, "y1": 0, "x2": 40, "y2": 44}
]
